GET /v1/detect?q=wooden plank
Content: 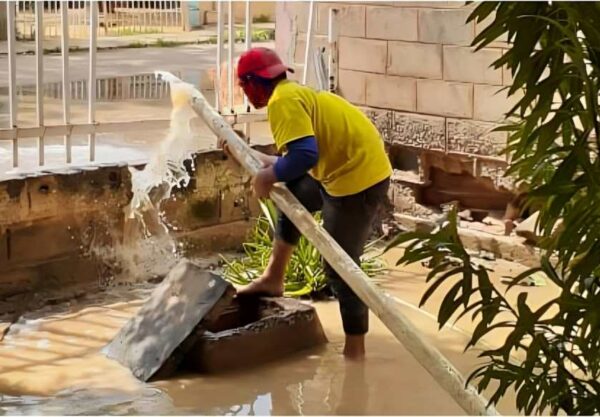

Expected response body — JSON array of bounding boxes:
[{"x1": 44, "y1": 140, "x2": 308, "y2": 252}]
[{"x1": 104, "y1": 259, "x2": 235, "y2": 382}]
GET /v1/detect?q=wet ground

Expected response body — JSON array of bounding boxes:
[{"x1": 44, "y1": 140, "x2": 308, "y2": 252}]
[{"x1": 0, "y1": 248, "x2": 558, "y2": 415}]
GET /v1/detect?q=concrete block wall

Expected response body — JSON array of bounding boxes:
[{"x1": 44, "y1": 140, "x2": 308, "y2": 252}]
[
  {"x1": 0, "y1": 148, "x2": 270, "y2": 301},
  {"x1": 275, "y1": 2, "x2": 518, "y2": 200}
]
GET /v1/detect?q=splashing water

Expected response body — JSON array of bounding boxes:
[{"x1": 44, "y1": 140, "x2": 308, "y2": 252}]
[
  {"x1": 128, "y1": 75, "x2": 199, "y2": 233},
  {"x1": 99, "y1": 74, "x2": 204, "y2": 282}
]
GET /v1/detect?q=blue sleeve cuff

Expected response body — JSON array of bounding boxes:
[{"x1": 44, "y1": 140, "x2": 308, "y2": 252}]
[{"x1": 273, "y1": 136, "x2": 319, "y2": 182}]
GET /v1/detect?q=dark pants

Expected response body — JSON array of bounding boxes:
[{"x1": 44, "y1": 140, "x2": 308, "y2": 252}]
[{"x1": 276, "y1": 175, "x2": 390, "y2": 335}]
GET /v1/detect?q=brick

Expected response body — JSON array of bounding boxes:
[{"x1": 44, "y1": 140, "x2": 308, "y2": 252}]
[
  {"x1": 387, "y1": 2, "x2": 465, "y2": 8},
  {"x1": 339, "y1": 37, "x2": 387, "y2": 73},
  {"x1": 503, "y1": 63, "x2": 514, "y2": 86},
  {"x1": 418, "y1": 8, "x2": 474, "y2": 45},
  {"x1": 478, "y1": 159, "x2": 515, "y2": 191},
  {"x1": 361, "y1": 107, "x2": 393, "y2": 142},
  {"x1": 474, "y1": 11, "x2": 509, "y2": 46},
  {"x1": 366, "y1": 74, "x2": 416, "y2": 112},
  {"x1": 389, "y1": 112, "x2": 446, "y2": 151},
  {"x1": 316, "y1": 4, "x2": 365, "y2": 37},
  {"x1": 388, "y1": 41, "x2": 442, "y2": 79},
  {"x1": 338, "y1": 70, "x2": 367, "y2": 105},
  {"x1": 443, "y1": 46, "x2": 502, "y2": 85},
  {"x1": 446, "y1": 118, "x2": 507, "y2": 157},
  {"x1": 417, "y1": 80, "x2": 473, "y2": 118},
  {"x1": 474, "y1": 84, "x2": 522, "y2": 122},
  {"x1": 366, "y1": 7, "x2": 418, "y2": 41}
]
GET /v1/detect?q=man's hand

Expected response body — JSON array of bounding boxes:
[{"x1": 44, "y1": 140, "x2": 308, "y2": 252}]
[
  {"x1": 217, "y1": 137, "x2": 233, "y2": 158},
  {"x1": 252, "y1": 166, "x2": 278, "y2": 199}
]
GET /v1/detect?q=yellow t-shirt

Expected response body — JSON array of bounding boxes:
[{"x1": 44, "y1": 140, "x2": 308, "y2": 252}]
[{"x1": 267, "y1": 80, "x2": 392, "y2": 197}]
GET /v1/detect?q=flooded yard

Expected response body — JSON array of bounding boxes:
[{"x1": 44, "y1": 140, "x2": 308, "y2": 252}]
[{"x1": 0, "y1": 249, "x2": 539, "y2": 415}]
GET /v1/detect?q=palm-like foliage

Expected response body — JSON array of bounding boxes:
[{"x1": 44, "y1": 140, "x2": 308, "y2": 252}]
[
  {"x1": 387, "y1": 2, "x2": 600, "y2": 414},
  {"x1": 222, "y1": 199, "x2": 387, "y2": 298}
]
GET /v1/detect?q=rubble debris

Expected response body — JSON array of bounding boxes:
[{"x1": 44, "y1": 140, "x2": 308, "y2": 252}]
[{"x1": 515, "y1": 212, "x2": 541, "y2": 243}]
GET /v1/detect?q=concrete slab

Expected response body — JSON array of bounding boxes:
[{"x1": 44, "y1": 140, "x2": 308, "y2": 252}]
[
  {"x1": 103, "y1": 259, "x2": 235, "y2": 381},
  {"x1": 185, "y1": 297, "x2": 328, "y2": 373}
]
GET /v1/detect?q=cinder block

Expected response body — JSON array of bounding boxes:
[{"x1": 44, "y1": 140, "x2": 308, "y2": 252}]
[
  {"x1": 447, "y1": 118, "x2": 507, "y2": 157},
  {"x1": 388, "y1": 2, "x2": 465, "y2": 8},
  {"x1": 366, "y1": 74, "x2": 416, "y2": 112},
  {"x1": 389, "y1": 111, "x2": 446, "y2": 151},
  {"x1": 474, "y1": 84, "x2": 522, "y2": 122},
  {"x1": 443, "y1": 46, "x2": 502, "y2": 85},
  {"x1": 361, "y1": 107, "x2": 393, "y2": 142},
  {"x1": 317, "y1": 3, "x2": 365, "y2": 38},
  {"x1": 503, "y1": 63, "x2": 514, "y2": 86},
  {"x1": 338, "y1": 69, "x2": 367, "y2": 105},
  {"x1": 366, "y1": 7, "x2": 418, "y2": 41},
  {"x1": 186, "y1": 297, "x2": 327, "y2": 373},
  {"x1": 339, "y1": 37, "x2": 387, "y2": 73},
  {"x1": 418, "y1": 8, "x2": 474, "y2": 45},
  {"x1": 417, "y1": 80, "x2": 473, "y2": 118},
  {"x1": 388, "y1": 41, "x2": 442, "y2": 79},
  {"x1": 474, "y1": 11, "x2": 509, "y2": 46}
]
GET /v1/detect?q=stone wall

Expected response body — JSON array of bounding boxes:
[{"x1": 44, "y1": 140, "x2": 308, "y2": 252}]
[
  {"x1": 276, "y1": 2, "x2": 519, "y2": 215},
  {"x1": 0, "y1": 148, "x2": 268, "y2": 301}
]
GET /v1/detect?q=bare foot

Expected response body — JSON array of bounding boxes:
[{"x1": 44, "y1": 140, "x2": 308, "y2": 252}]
[
  {"x1": 237, "y1": 275, "x2": 284, "y2": 297},
  {"x1": 504, "y1": 219, "x2": 515, "y2": 236},
  {"x1": 343, "y1": 334, "x2": 366, "y2": 360}
]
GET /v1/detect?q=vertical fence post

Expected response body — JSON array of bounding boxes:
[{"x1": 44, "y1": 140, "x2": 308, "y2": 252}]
[
  {"x1": 327, "y1": 8, "x2": 339, "y2": 93},
  {"x1": 35, "y1": 2, "x2": 45, "y2": 165},
  {"x1": 88, "y1": 1, "x2": 98, "y2": 161},
  {"x1": 7, "y1": 2, "x2": 18, "y2": 167},
  {"x1": 242, "y1": 0, "x2": 252, "y2": 141},
  {"x1": 227, "y1": 0, "x2": 234, "y2": 114},
  {"x1": 215, "y1": 1, "x2": 224, "y2": 111},
  {"x1": 61, "y1": 3, "x2": 72, "y2": 163},
  {"x1": 302, "y1": 0, "x2": 315, "y2": 86}
]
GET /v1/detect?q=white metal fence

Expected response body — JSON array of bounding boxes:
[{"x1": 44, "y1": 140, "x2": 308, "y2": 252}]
[{"x1": 15, "y1": 1, "x2": 183, "y2": 40}]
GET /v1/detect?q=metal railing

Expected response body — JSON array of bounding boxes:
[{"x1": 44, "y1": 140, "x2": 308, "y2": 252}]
[
  {"x1": 1, "y1": 0, "x2": 334, "y2": 170},
  {"x1": 14, "y1": 1, "x2": 183, "y2": 40}
]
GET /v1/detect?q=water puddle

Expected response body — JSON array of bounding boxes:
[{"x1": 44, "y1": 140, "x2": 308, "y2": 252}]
[{"x1": 0, "y1": 283, "x2": 521, "y2": 415}]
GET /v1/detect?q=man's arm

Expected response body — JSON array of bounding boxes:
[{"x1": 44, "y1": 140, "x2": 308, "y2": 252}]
[
  {"x1": 250, "y1": 148, "x2": 279, "y2": 167},
  {"x1": 252, "y1": 136, "x2": 318, "y2": 198}
]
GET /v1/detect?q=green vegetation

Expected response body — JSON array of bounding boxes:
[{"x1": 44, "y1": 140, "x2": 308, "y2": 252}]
[
  {"x1": 387, "y1": 2, "x2": 600, "y2": 414},
  {"x1": 222, "y1": 199, "x2": 386, "y2": 298}
]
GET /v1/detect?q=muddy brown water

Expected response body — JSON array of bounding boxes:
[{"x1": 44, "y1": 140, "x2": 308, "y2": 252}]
[{"x1": 0, "y1": 249, "x2": 551, "y2": 415}]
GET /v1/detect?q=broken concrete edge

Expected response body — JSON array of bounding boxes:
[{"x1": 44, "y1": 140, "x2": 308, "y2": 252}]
[
  {"x1": 187, "y1": 297, "x2": 328, "y2": 374},
  {"x1": 103, "y1": 260, "x2": 236, "y2": 382},
  {"x1": 151, "y1": 285, "x2": 237, "y2": 381},
  {"x1": 393, "y1": 212, "x2": 542, "y2": 268}
]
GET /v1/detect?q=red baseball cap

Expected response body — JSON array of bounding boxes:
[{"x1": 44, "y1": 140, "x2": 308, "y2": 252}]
[{"x1": 237, "y1": 47, "x2": 294, "y2": 79}]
